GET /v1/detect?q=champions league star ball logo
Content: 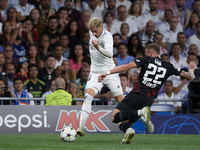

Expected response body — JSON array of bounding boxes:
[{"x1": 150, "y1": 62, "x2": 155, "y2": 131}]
[{"x1": 157, "y1": 116, "x2": 200, "y2": 134}]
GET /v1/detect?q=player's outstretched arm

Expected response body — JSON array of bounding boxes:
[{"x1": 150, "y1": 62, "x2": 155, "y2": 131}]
[
  {"x1": 179, "y1": 61, "x2": 196, "y2": 80},
  {"x1": 98, "y1": 62, "x2": 137, "y2": 82}
]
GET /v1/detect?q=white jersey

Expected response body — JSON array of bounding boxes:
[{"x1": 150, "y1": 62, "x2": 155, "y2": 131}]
[{"x1": 89, "y1": 28, "x2": 115, "y2": 74}]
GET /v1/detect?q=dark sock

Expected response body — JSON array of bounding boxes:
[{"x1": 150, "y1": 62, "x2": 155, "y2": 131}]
[
  {"x1": 119, "y1": 122, "x2": 132, "y2": 133},
  {"x1": 113, "y1": 110, "x2": 138, "y2": 123}
]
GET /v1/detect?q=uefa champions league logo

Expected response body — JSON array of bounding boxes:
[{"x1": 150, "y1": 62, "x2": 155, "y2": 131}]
[{"x1": 157, "y1": 116, "x2": 200, "y2": 134}]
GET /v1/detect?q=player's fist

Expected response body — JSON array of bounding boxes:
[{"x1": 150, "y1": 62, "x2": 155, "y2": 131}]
[
  {"x1": 98, "y1": 73, "x2": 107, "y2": 82},
  {"x1": 92, "y1": 39, "x2": 99, "y2": 50}
]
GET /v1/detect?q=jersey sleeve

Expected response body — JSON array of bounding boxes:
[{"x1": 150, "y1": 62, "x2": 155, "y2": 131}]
[
  {"x1": 168, "y1": 63, "x2": 182, "y2": 76},
  {"x1": 134, "y1": 57, "x2": 146, "y2": 68}
]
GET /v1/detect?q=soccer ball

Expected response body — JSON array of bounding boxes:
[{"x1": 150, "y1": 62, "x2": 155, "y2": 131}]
[{"x1": 60, "y1": 127, "x2": 77, "y2": 142}]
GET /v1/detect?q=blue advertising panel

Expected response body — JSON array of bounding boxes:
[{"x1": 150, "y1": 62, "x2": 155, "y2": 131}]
[{"x1": 146, "y1": 114, "x2": 200, "y2": 134}]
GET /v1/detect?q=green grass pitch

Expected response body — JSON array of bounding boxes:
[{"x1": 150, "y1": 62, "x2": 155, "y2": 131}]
[{"x1": 0, "y1": 134, "x2": 199, "y2": 150}]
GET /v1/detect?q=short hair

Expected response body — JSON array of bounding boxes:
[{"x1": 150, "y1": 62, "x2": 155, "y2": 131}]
[
  {"x1": 4, "y1": 44, "x2": 14, "y2": 51},
  {"x1": 59, "y1": 33, "x2": 68, "y2": 38},
  {"x1": 117, "y1": 5, "x2": 126, "y2": 12},
  {"x1": 161, "y1": 54, "x2": 170, "y2": 59},
  {"x1": 177, "y1": 32, "x2": 186, "y2": 38},
  {"x1": 54, "y1": 43, "x2": 63, "y2": 49},
  {"x1": 171, "y1": 43, "x2": 181, "y2": 49},
  {"x1": 13, "y1": 77, "x2": 23, "y2": 83},
  {"x1": 153, "y1": 32, "x2": 163, "y2": 40},
  {"x1": 188, "y1": 52, "x2": 198, "y2": 59},
  {"x1": 113, "y1": 33, "x2": 121, "y2": 38},
  {"x1": 146, "y1": 43, "x2": 160, "y2": 54},
  {"x1": 48, "y1": 15, "x2": 57, "y2": 22},
  {"x1": 57, "y1": 6, "x2": 68, "y2": 14},
  {"x1": 165, "y1": 9, "x2": 173, "y2": 15},
  {"x1": 28, "y1": 64, "x2": 38, "y2": 71},
  {"x1": 88, "y1": 17, "x2": 102, "y2": 30},
  {"x1": 189, "y1": 44, "x2": 198, "y2": 49},
  {"x1": 165, "y1": 80, "x2": 173, "y2": 86},
  {"x1": 45, "y1": 54, "x2": 55, "y2": 61},
  {"x1": 5, "y1": 63, "x2": 15, "y2": 70},
  {"x1": 81, "y1": 57, "x2": 91, "y2": 65},
  {"x1": 119, "y1": 73, "x2": 128, "y2": 79},
  {"x1": 149, "y1": 0, "x2": 158, "y2": 3},
  {"x1": 103, "y1": 11, "x2": 113, "y2": 23},
  {"x1": 196, "y1": 21, "x2": 200, "y2": 28},
  {"x1": 117, "y1": 43, "x2": 128, "y2": 49}
]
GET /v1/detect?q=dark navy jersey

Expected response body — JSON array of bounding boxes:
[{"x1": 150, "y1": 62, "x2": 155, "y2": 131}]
[{"x1": 132, "y1": 56, "x2": 182, "y2": 100}]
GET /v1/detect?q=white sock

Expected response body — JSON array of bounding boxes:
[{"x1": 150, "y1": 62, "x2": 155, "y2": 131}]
[
  {"x1": 138, "y1": 109, "x2": 144, "y2": 116},
  {"x1": 79, "y1": 93, "x2": 93, "y2": 128}
]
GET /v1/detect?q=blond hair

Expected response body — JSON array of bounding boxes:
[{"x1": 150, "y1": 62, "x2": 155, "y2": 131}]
[{"x1": 88, "y1": 17, "x2": 102, "y2": 30}]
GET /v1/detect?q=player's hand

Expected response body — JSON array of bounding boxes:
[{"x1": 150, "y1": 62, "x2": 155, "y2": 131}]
[
  {"x1": 98, "y1": 73, "x2": 107, "y2": 82},
  {"x1": 188, "y1": 61, "x2": 196, "y2": 70},
  {"x1": 92, "y1": 39, "x2": 99, "y2": 50}
]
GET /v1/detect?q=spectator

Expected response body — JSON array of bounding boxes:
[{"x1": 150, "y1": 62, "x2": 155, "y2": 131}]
[
  {"x1": 45, "y1": 77, "x2": 72, "y2": 105},
  {"x1": 26, "y1": 45, "x2": 44, "y2": 69},
  {"x1": 177, "y1": 32, "x2": 189, "y2": 57},
  {"x1": 29, "y1": 8, "x2": 44, "y2": 35},
  {"x1": 9, "y1": 24, "x2": 34, "y2": 58},
  {"x1": 188, "y1": 44, "x2": 200, "y2": 67},
  {"x1": 153, "y1": 33, "x2": 168, "y2": 55},
  {"x1": 75, "y1": 67, "x2": 90, "y2": 98},
  {"x1": 69, "y1": 44, "x2": 85, "y2": 79},
  {"x1": 128, "y1": 2, "x2": 148, "y2": 33},
  {"x1": 15, "y1": 57, "x2": 29, "y2": 82},
  {"x1": 57, "y1": 7, "x2": 69, "y2": 34},
  {"x1": 38, "y1": 54, "x2": 56, "y2": 85},
  {"x1": 14, "y1": 0, "x2": 35, "y2": 22},
  {"x1": 7, "y1": 7, "x2": 20, "y2": 29},
  {"x1": 184, "y1": 0, "x2": 195, "y2": 11},
  {"x1": 73, "y1": 0, "x2": 88, "y2": 12},
  {"x1": 86, "y1": 0, "x2": 102, "y2": 21},
  {"x1": 192, "y1": 0, "x2": 200, "y2": 17},
  {"x1": 0, "y1": 52, "x2": 5, "y2": 78},
  {"x1": 38, "y1": 34, "x2": 52, "y2": 60},
  {"x1": 1, "y1": 63, "x2": 15, "y2": 90},
  {"x1": 0, "y1": 79, "x2": 15, "y2": 105},
  {"x1": 158, "y1": 0, "x2": 175, "y2": 11},
  {"x1": 41, "y1": 79, "x2": 56, "y2": 105},
  {"x1": 65, "y1": 20, "x2": 81, "y2": 48},
  {"x1": 42, "y1": 16, "x2": 60, "y2": 49},
  {"x1": 187, "y1": 21, "x2": 200, "y2": 55},
  {"x1": 67, "y1": 81, "x2": 82, "y2": 105},
  {"x1": 119, "y1": 73, "x2": 131, "y2": 96},
  {"x1": 174, "y1": 0, "x2": 191, "y2": 29},
  {"x1": 127, "y1": 34, "x2": 143, "y2": 57},
  {"x1": 139, "y1": 0, "x2": 150, "y2": 14},
  {"x1": 60, "y1": 34, "x2": 70, "y2": 59},
  {"x1": 117, "y1": 43, "x2": 134, "y2": 66},
  {"x1": 144, "y1": 0, "x2": 164, "y2": 26},
  {"x1": 79, "y1": 10, "x2": 90, "y2": 34},
  {"x1": 102, "y1": 0, "x2": 117, "y2": 19},
  {"x1": 161, "y1": 53, "x2": 170, "y2": 62},
  {"x1": 116, "y1": 0, "x2": 131, "y2": 11},
  {"x1": 113, "y1": 5, "x2": 138, "y2": 36},
  {"x1": 120, "y1": 23, "x2": 129, "y2": 44},
  {"x1": 140, "y1": 20, "x2": 157, "y2": 47},
  {"x1": 0, "y1": 0, "x2": 8, "y2": 22},
  {"x1": 24, "y1": 64, "x2": 45, "y2": 104},
  {"x1": 184, "y1": 12, "x2": 200, "y2": 39},
  {"x1": 96, "y1": 0, "x2": 106, "y2": 12},
  {"x1": 81, "y1": 32, "x2": 90, "y2": 56},
  {"x1": 54, "y1": 43, "x2": 67, "y2": 69},
  {"x1": 4, "y1": 44, "x2": 19, "y2": 68},
  {"x1": 12, "y1": 77, "x2": 34, "y2": 105},
  {"x1": 162, "y1": 16, "x2": 182, "y2": 51},
  {"x1": 113, "y1": 54, "x2": 117, "y2": 66},
  {"x1": 170, "y1": 43, "x2": 187, "y2": 68},
  {"x1": 22, "y1": 17, "x2": 39, "y2": 45},
  {"x1": 39, "y1": 0, "x2": 56, "y2": 25},
  {"x1": 76, "y1": 57, "x2": 91, "y2": 79},
  {"x1": 102, "y1": 11, "x2": 117, "y2": 35},
  {"x1": 62, "y1": 60, "x2": 73, "y2": 81},
  {"x1": 2, "y1": 20, "x2": 12, "y2": 46},
  {"x1": 51, "y1": 0, "x2": 65, "y2": 11},
  {"x1": 157, "y1": 9, "x2": 183, "y2": 34},
  {"x1": 65, "y1": 0, "x2": 81, "y2": 21},
  {"x1": 113, "y1": 33, "x2": 121, "y2": 54},
  {"x1": 157, "y1": 80, "x2": 182, "y2": 114}
]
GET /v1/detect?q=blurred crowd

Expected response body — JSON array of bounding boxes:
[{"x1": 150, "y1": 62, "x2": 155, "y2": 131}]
[{"x1": 0, "y1": 0, "x2": 199, "y2": 112}]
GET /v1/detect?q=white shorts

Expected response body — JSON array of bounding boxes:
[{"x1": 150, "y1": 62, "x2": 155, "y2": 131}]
[{"x1": 86, "y1": 73, "x2": 123, "y2": 97}]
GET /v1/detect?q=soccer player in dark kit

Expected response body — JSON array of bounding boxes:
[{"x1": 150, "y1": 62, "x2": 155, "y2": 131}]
[{"x1": 98, "y1": 43, "x2": 196, "y2": 144}]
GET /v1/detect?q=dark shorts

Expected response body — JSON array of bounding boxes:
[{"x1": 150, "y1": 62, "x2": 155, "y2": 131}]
[{"x1": 116, "y1": 91, "x2": 153, "y2": 123}]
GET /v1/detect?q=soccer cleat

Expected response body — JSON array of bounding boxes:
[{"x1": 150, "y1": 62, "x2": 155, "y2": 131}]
[
  {"x1": 142, "y1": 106, "x2": 150, "y2": 122},
  {"x1": 140, "y1": 116, "x2": 154, "y2": 133},
  {"x1": 121, "y1": 128, "x2": 135, "y2": 144},
  {"x1": 76, "y1": 126, "x2": 85, "y2": 137}
]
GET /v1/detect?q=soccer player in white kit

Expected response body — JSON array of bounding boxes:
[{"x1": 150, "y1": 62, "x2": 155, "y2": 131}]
[{"x1": 77, "y1": 17, "x2": 124, "y2": 136}]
